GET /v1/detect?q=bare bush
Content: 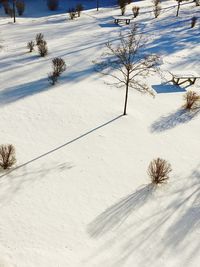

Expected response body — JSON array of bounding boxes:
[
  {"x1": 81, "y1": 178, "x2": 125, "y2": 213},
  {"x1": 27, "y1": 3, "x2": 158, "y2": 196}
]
[
  {"x1": 118, "y1": 0, "x2": 127, "y2": 15},
  {"x1": 191, "y1": 16, "x2": 197, "y2": 28},
  {"x1": 47, "y1": 0, "x2": 59, "y2": 11},
  {"x1": 16, "y1": 0, "x2": 25, "y2": 16},
  {"x1": 68, "y1": 8, "x2": 76, "y2": 19},
  {"x1": 76, "y1": 3, "x2": 84, "y2": 17},
  {"x1": 0, "y1": 144, "x2": 16, "y2": 170},
  {"x1": 148, "y1": 158, "x2": 172, "y2": 185},
  {"x1": 153, "y1": 0, "x2": 161, "y2": 18},
  {"x1": 27, "y1": 41, "x2": 35, "y2": 52},
  {"x1": 36, "y1": 33, "x2": 44, "y2": 46},
  {"x1": 183, "y1": 91, "x2": 200, "y2": 110},
  {"x1": 48, "y1": 57, "x2": 66, "y2": 85},
  {"x1": 132, "y1": 6, "x2": 140, "y2": 18},
  {"x1": 52, "y1": 57, "x2": 66, "y2": 77},
  {"x1": 38, "y1": 40, "x2": 48, "y2": 57}
]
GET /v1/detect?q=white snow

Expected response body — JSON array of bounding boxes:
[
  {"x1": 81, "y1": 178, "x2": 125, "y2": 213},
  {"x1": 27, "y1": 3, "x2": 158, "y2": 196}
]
[{"x1": 0, "y1": 0, "x2": 200, "y2": 267}]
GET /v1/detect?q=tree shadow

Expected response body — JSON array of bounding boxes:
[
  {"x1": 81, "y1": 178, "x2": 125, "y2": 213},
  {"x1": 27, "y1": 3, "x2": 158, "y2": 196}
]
[
  {"x1": 0, "y1": 161, "x2": 73, "y2": 206},
  {"x1": 0, "y1": 115, "x2": 123, "y2": 179},
  {"x1": 151, "y1": 108, "x2": 200, "y2": 133},
  {"x1": 88, "y1": 184, "x2": 155, "y2": 238}
]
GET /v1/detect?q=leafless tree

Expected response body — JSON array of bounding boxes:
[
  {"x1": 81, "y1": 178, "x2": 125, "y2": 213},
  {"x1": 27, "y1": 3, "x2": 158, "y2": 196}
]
[
  {"x1": 94, "y1": 25, "x2": 159, "y2": 115},
  {"x1": 0, "y1": 144, "x2": 16, "y2": 170}
]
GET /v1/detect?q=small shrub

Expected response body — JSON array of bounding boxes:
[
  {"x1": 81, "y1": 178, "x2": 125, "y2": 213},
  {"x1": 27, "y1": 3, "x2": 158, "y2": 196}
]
[
  {"x1": 183, "y1": 91, "x2": 200, "y2": 110},
  {"x1": 153, "y1": 0, "x2": 161, "y2": 18},
  {"x1": 118, "y1": 0, "x2": 127, "y2": 15},
  {"x1": 48, "y1": 57, "x2": 66, "y2": 85},
  {"x1": 7, "y1": 7, "x2": 13, "y2": 18},
  {"x1": 76, "y1": 3, "x2": 83, "y2": 17},
  {"x1": 132, "y1": 6, "x2": 140, "y2": 18},
  {"x1": 148, "y1": 158, "x2": 172, "y2": 185},
  {"x1": 16, "y1": 0, "x2": 25, "y2": 16},
  {"x1": 52, "y1": 57, "x2": 66, "y2": 76},
  {"x1": 68, "y1": 8, "x2": 76, "y2": 20},
  {"x1": 0, "y1": 144, "x2": 16, "y2": 170},
  {"x1": 27, "y1": 41, "x2": 35, "y2": 52},
  {"x1": 38, "y1": 40, "x2": 48, "y2": 57},
  {"x1": 47, "y1": 0, "x2": 59, "y2": 11},
  {"x1": 36, "y1": 33, "x2": 44, "y2": 46},
  {"x1": 191, "y1": 16, "x2": 197, "y2": 28}
]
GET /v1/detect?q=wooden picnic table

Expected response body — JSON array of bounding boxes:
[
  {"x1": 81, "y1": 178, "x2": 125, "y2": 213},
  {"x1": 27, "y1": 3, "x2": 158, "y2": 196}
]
[
  {"x1": 113, "y1": 16, "x2": 133, "y2": 25},
  {"x1": 170, "y1": 73, "x2": 200, "y2": 86}
]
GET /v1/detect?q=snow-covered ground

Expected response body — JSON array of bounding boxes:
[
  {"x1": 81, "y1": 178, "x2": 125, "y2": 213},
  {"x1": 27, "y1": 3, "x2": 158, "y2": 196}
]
[{"x1": 0, "y1": 0, "x2": 200, "y2": 266}]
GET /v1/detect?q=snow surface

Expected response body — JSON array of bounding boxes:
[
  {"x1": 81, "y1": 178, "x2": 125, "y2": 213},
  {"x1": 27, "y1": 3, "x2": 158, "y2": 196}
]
[{"x1": 0, "y1": 0, "x2": 200, "y2": 266}]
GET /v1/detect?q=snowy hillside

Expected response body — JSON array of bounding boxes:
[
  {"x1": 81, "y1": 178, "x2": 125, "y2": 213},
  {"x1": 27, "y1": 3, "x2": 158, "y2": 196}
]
[{"x1": 0, "y1": 0, "x2": 200, "y2": 267}]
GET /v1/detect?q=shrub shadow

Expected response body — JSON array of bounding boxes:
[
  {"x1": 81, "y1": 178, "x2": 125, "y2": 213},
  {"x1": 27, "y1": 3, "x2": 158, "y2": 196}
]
[
  {"x1": 151, "y1": 108, "x2": 200, "y2": 132},
  {"x1": 88, "y1": 184, "x2": 154, "y2": 238}
]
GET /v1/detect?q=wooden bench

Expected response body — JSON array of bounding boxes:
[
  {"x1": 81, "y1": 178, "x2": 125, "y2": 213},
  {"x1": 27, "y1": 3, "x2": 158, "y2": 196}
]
[
  {"x1": 113, "y1": 16, "x2": 132, "y2": 25},
  {"x1": 170, "y1": 73, "x2": 200, "y2": 86}
]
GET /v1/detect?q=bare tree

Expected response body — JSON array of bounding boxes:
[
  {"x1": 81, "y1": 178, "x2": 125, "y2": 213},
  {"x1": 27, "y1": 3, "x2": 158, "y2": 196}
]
[{"x1": 94, "y1": 26, "x2": 158, "y2": 115}]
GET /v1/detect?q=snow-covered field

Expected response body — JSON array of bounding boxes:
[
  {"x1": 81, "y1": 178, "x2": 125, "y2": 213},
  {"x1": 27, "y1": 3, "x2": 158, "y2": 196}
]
[{"x1": 0, "y1": 0, "x2": 200, "y2": 266}]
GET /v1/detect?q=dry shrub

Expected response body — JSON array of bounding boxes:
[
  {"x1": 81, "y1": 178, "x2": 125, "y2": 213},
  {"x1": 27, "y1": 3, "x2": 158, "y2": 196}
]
[
  {"x1": 132, "y1": 6, "x2": 140, "y2": 18},
  {"x1": 118, "y1": 0, "x2": 127, "y2": 15},
  {"x1": 0, "y1": 144, "x2": 16, "y2": 170},
  {"x1": 16, "y1": 0, "x2": 25, "y2": 16},
  {"x1": 48, "y1": 57, "x2": 66, "y2": 85},
  {"x1": 153, "y1": 0, "x2": 161, "y2": 18},
  {"x1": 47, "y1": 0, "x2": 59, "y2": 11},
  {"x1": 148, "y1": 158, "x2": 172, "y2": 185},
  {"x1": 68, "y1": 8, "x2": 76, "y2": 19},
  {"x1": 184, "y1": 91, "x2": 200, "y2": 110},
  {"x1": 36, "y1": 33, "x2": 44, "y2": 46},
  {"x1": 27, "y1": 41, "x2": 35, "y2": 52},
  {"x1": 38, "y1": 40, "x2": 48, "y2": 57},
  {"x1": 52, "y1": 57, "x2": 66, "y2": 77}
]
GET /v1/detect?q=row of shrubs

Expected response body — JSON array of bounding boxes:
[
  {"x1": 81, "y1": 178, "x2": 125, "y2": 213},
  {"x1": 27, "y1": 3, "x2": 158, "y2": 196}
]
[
  {"x1": 27, "y1": 33, "x2": 66, "y2": 85},
  {"x1": 118, "y1": 0, "x2": 198, "y2": 27}
]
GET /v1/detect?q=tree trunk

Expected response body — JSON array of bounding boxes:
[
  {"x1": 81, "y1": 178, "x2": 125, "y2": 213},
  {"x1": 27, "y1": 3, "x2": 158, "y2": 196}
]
[
  {"x1": 176, "y1": 2, "x2": 180, "y2": 17},
  {"x1": 123, "y1": 81, "x2": 129, "y2": 116},
  {"x1": 13, "y1": 0, "x2": 16, "y2": 23},
  {"x1": 97, "y1": 0, "x2": 99, "y2": 11}
]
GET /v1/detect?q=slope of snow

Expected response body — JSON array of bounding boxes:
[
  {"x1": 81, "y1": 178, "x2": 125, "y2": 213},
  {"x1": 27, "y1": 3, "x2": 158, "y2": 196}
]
[{"x1": 0, "y1": 1, "x2": 200, "y2": 267}]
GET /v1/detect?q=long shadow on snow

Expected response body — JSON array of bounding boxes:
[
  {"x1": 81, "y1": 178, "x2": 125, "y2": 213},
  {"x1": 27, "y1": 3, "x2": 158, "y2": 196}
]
[
  {"x1": 0, "y1": 115, "x2": 123, "y2": 179},
  {"x1": 0, "y1": 78, "x2": 49, "y2": 105},
  {"x1": 88, "y1": 184, "x2": 154, "y2": 238},
  {"x1": 150, "y1": 108, "x2": 200, "y2": 133}
]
